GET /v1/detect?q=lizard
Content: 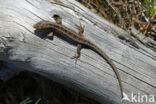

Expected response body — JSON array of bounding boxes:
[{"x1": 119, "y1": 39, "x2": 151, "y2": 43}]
[{"x1": 33, "y1": 15, "x2": 125, "y2": 99}]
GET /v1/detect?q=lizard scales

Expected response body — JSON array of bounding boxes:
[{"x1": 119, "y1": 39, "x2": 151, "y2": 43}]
[{"x1": 33, "y1": 20, "x2": 124, "y2": 98}]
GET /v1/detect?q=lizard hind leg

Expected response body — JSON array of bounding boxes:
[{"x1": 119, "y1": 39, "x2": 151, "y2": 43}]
[
  {"x1": 71, "y1": 21, "x2": 84, "y2": 64},
  {"x1": 75, "y1": 21, "x2": 85, "y2": 36},
  {"x1": 71, "y1": 44, "x2": 82, "y2": 64}
]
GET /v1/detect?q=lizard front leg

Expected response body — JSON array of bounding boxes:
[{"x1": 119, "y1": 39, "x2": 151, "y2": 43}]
[
  {"x1": 43, "y1": 32, "x2": 54, "y2": 39},
  {"x1": 43, "y1": 15, "x2": 62, "y2": 39},
  {"x1": 53, "y1": 14, "x2": 62, "y2": 24}
]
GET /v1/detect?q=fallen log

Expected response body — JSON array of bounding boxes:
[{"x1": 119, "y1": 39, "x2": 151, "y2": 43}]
[{"x1": 0, "y1": 0, "x2": 156, "y2": 104}]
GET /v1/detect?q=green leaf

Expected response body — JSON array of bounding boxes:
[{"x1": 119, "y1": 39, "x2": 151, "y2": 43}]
[
  {"x1": 19, "y1": 98, "x2": 33, "y2": 104},
  {"x1": 34, "y1": 98, "x2": 41, "y2": 104}
]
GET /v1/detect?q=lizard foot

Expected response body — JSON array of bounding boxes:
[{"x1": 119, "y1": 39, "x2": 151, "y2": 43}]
[
  {"x1": 71, "y1": 44, "x2": 82, "y2": 64},
  {"x1": 71, "y1": 53, "x2": 80, "y2": 64},
  {"x1": 43, "y1": 32, "x2": 54, "y2": 39}
]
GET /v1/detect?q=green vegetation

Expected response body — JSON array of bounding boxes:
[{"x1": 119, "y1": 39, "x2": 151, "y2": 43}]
[
  {"x1": 19, "y1": 98, "x2": 41, "y2": 104},
  {"x1": 0, "y1": 72, "x2": 97, "y2": 104},
  {"x1": 144, "y1": 0, "x2": 155, "y2": 16},
  {"x1": 78, "y1": 0, "x2": 156, "y2": 40}
]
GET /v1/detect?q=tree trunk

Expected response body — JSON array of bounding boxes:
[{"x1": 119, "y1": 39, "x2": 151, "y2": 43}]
[{"x1": 0, "y1": 0, "x2": 156, "y2": 104}]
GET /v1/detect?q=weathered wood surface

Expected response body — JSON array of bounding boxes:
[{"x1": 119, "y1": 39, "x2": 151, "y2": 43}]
[{"x1": 0, "y1": 0, "x2": 156, "y2": 104}]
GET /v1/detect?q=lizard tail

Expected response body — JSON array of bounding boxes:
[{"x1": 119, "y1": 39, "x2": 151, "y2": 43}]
[{"x1": 84, "y1": 40, "x2": 124, "y2": 98}]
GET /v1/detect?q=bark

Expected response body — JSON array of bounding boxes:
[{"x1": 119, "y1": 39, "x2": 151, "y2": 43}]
[{"x1": 0, "y1": 0, "x2": 156, "y2": 104}]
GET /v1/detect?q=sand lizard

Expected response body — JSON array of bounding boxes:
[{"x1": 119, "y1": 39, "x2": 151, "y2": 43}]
[{"x1": 33, "y1": 15, "x2": 124, "y2": 99}]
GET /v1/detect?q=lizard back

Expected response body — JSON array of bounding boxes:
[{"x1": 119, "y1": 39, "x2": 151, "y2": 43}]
[{"x1": 33, "y1": 20, "x2": 87, "y2": 44}]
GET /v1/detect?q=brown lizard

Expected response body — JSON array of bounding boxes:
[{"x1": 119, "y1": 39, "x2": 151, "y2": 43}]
[{"x1": 33, "y1": 15, "x2": 125, "y2": 99}]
